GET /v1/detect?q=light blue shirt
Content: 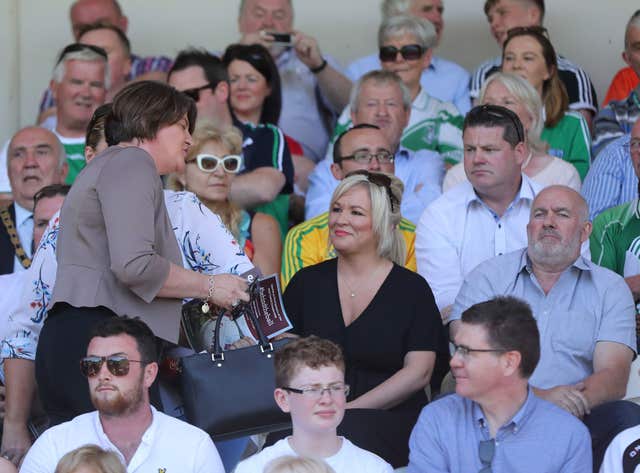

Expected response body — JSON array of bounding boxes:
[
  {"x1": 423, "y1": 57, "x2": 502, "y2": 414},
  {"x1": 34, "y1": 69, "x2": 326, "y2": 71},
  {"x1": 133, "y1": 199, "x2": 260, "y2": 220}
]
[
  {"x1": 276, "y1": 49, "x2": 343, "y2": 162},
  {"x1": 408, "y1": 389, "x2": 592, "y2": 473},
  {"x1": 582, "y1": 134, "x2": 637, "y2": 221},
  {"x1": 451, "y1": 248, "x2": 636, "y2": 389},
  {"x1": 345, "y1": 55, "x2": 471, "y2": 115},
  {"x1": 304, "y1": 147, "x2": 443, "y2": 223}
]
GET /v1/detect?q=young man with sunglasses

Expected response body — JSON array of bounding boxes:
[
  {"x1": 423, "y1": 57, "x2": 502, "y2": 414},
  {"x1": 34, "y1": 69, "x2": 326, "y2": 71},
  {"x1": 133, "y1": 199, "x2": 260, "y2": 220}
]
[
  {"x1": 450, "y1": 185, "x2": 640, "y2": 471},
  {"x1": 168, "y1": 48, "x2": 294, "y2": 237},
  {"x1": 236, "y1": 336, "x2": 392, "y2": 473},
  {"x1": 20, "y1": 316, "x2": 224, "y2": 473},
  {"x1": 470, "y1": 0, "x2": 597, "y2": 129},
  {"x1": 408, "y1": 296, "x2": 591, "y2": 473}
]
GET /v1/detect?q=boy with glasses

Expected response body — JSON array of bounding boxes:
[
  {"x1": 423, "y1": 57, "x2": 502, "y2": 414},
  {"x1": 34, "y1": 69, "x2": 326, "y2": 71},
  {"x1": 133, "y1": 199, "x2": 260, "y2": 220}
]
[
  {"x1": 20, "y1": 316, "x2": 224, "y2": 473},
  {"x1": 235, "y1": 336, "x2": 392, "y2": 473},
  {"x1": 408, "y1": 296, "x2": 591, "y2": 473}
]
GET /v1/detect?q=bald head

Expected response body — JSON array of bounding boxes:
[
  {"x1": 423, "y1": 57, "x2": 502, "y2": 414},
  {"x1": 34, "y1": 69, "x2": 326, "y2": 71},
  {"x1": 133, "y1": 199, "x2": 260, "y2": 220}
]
[{"x1": 70, "y1": 0, "x2": 127, "y2": 40}]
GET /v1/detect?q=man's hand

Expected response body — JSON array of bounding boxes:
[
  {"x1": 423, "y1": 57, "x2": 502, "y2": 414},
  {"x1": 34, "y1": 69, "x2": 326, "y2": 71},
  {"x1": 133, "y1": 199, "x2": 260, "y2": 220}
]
[
  {"x1": 1, "y1": 419, "x2": 31, "y2": 467},
  {"x1": 535, "y1": 383, "x2": 590, "y2": 418},
  {"x1": 292, "y1": 31, "x2": 324, "y2": 71}
]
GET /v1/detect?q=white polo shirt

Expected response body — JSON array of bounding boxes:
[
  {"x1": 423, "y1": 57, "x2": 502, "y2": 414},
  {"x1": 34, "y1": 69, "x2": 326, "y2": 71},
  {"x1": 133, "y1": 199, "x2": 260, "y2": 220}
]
[{"x1": 20, "y1": 406, "x2": 224, "y2": 473}]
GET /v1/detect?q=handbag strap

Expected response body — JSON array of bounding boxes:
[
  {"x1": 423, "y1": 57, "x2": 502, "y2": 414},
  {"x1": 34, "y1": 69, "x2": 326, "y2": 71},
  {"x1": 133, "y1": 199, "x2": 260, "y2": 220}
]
[
  {"x1": 211, "y1": 302, "x2": 270, "y2": 356},
  {"x1": 0, "y1": 207, "x2": 31, "y2": 269}
]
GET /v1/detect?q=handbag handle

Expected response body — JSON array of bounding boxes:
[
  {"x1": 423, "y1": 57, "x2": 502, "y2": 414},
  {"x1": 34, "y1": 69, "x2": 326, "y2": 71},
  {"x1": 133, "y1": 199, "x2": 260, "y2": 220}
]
[{"x1": 211, "y1": 301, "x2": 271, "y2": 356}]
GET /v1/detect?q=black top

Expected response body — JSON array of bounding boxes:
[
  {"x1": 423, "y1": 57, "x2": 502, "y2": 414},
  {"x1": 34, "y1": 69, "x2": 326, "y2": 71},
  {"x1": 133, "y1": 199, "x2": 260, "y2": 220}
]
[{"x1": 283, "y1": 258, "x2": 448, "y2": 413}]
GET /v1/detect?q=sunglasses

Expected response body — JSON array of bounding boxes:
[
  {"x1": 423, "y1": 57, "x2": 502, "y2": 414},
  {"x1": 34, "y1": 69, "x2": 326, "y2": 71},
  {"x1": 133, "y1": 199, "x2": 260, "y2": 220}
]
[
  {"x1": 346, "y1": 169, "x2": 399, "y2": 213},
  {"x1": 57, "y1": 43, "x2": 108, "y2": 64},
  {"x1": 472, "y1": 104, "x2": 525, "y2": 143},
  {"x1": 80, "y1": 355, "x2": 147, "y2": 378},
  {"x1": 187, "y1": 154, "x2": 243, "y2": 173},
  {"x1": 379, "y1": 44, "x2": 424, "y2": 62},
  {"x1": 478, "y1": 439, "x2": 495, "y2": 473},
  {"x1": 505, "y1": 25, "x2": 549, "y2": 41},
  {"x1": 181, "y1": 83, "x2": 216, "y2": 102}
]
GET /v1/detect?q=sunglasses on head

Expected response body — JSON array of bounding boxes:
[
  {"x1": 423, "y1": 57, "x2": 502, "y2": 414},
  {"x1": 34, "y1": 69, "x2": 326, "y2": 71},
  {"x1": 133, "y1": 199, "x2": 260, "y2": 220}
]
[
  {"x1": 474, "y1": 104, "x2": 525, "y2": 143},
  {"x1": 187, "y1": 154, "x2": 243, "y2": 173},
  {"x1": 57, "y1": 43, "x2": 108, "y2": 64},
  {"x1": 181, "y1": 83, "x2": 216, "y2": 102},
  {"x1": 505, "y1": 25, "x2": 549, "y2": 41},
  {"x1": 346, "y1": 169, "x2": 399, "y2": 213},
  {"x1": 379, "y1": 44, "x2": 424, "y2": 62},
  {"x1": 80, "y1": 355, "x2": 147, "y2": 378}
]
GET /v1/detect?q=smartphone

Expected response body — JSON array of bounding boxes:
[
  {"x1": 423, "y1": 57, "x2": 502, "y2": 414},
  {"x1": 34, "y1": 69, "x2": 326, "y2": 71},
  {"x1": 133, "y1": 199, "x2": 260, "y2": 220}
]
[{"x1": 267, "y1": 32, "x2": 293, "y2": 46}]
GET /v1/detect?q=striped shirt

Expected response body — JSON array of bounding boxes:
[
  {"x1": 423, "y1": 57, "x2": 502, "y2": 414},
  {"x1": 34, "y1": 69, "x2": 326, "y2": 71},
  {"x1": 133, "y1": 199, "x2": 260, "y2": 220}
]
[
  {"x1": 281, "y1": 212, "x2": 417, "y2": 289},
  {"x1": 592, "y1": 89, "x2": 640, "y2": 159},
  {"x1": 470, "y1": 54, "x2": 598, "y2": 113},
  {"x1": 327, "y1": 88, "x2": 464, "y2": 165},
  {"x1": 582, "y1": 134, "x2": 638, "y2": 221}
]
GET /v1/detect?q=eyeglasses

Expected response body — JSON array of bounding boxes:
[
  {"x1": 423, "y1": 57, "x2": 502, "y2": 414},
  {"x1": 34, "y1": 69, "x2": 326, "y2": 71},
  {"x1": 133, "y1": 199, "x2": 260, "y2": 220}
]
[
  {"x1": 57, "y1": 43, "x2": 108, "y2": 64},
  {"x1": 281, "y1": 383, "x2": 350, "y2": 399},
  {"x1": 187, "y1": 154, "x2": 243, "y2": 173},
  {"x1": 472, "y1": 104, "x2": 525, "y2": 144},
  {"x1": 80, "y1": 355, "x2": 147, "y2": 378},
  {"x1": 338, "y1": 149, "x2": 394, "y2": 165},
  {"x1": 379, "y1": 44, "x2": 424, "y2": 62},
  {"x1": 478, "y1": 439, "x2": 495, "y2": 473},
  {"x1": 451, "y1": 342, "x2": 507, "y2": 359},
  {"x1": 346, "y1": 169, "x2": 399, "y2": 213},
  {"x1": 181, "y1": 83, "x2": 216, "y2": 102}
]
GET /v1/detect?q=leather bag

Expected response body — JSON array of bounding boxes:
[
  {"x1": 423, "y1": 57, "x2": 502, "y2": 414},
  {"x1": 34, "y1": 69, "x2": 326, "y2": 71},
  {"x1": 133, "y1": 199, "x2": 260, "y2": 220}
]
[{"x1": 180, "y1": 303, "x2": 291, "y2": 441}]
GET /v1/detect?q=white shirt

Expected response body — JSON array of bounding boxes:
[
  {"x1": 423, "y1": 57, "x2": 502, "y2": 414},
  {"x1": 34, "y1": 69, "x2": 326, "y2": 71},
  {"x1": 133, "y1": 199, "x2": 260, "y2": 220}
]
[
  {"x1": 416, "y1": 174, "x2": 542, "y2": 311},
  {"x1": 235, "y1": 437, "x2": 393, "y2": 473},
  {"x1": 600, "y1": 424, "x2": 640, "y2": 472},
  {"x1": 20, "y1": 407, "x2": 224, "y2": 473},
  {"x1": 13, "y1": 201, "x2": 33, "y2": 272}
]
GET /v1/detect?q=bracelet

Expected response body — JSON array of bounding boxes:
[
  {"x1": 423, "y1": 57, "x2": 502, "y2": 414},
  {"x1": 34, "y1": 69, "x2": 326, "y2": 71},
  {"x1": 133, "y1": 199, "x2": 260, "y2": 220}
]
[
  {"x1": 310, "y1": 58, "x2": 328, "y2": 74},
  {"x1": 201, "y1": 276, "x2": 215, "y2": 314}
]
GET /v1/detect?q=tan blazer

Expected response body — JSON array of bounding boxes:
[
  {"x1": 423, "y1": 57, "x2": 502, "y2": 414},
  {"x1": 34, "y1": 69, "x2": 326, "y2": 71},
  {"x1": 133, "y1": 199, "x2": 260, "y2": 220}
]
[{"x1": 50, "y1": 146, "x2": 183, "y2": 342}]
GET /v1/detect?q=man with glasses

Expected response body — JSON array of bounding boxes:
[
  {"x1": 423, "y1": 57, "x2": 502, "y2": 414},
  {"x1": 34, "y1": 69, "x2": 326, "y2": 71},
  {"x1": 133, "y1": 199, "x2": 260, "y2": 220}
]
[
  {"x1": 281, "y1": 124, "x2": 428, "y2": 288},
  {"x1": 470, "y1": 0, "x2": 597, "y2": 129},
  {"x1": 416, "y1": 104, "x2": 541, "y2": 319},
  {"x1": 450, "y1": 185, "x2": 640, "y2": 471},
  {"x1": 408, "y1": 296, "x2": 591, "y2": 473},
  {"x1": 168, "y1": 48, "x2": 294, "y2": 237},
  {"x1": 235, "y1": 335, "x2": 392, "y2": 473},
  {"x1": 305, "y1": 70, "x2": 444, "y2": 222},
  {"x1": 20, "y1": 316, "x2": 225, "y2": 473}
]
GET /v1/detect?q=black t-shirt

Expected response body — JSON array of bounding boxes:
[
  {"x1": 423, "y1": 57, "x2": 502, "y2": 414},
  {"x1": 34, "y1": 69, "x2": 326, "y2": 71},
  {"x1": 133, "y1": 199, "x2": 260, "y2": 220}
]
[{"x1": 283, "y1": 258, "x2": 448, "y2": 412}]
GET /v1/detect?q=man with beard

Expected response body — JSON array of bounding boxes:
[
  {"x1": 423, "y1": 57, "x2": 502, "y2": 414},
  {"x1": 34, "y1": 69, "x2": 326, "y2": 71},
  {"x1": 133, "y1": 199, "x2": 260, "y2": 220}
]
[
  {"x1": 20, "y1": 317, "x2": 224, "y2": 473},
  {"x1": 449, "y1": 185, "x2": 640, "y2": 471}
]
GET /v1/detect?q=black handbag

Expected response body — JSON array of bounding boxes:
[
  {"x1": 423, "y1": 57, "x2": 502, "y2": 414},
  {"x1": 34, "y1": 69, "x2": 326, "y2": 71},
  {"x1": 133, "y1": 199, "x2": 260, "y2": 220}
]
[{"x1": 180, "y1": 302, "x2": 292, "y2": 441}]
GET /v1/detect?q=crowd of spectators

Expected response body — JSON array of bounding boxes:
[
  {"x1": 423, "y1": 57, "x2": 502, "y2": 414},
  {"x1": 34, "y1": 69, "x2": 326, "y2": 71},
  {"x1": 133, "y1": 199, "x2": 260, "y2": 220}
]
[{"x1": 2, "y1": 0, "x2": 640, "y2": 472}]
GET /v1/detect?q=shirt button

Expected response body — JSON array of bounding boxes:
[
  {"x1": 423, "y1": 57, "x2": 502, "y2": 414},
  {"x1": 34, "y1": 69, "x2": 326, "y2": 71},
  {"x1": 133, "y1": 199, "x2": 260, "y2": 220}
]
[{"x1": 498, "y1": 224, "x2": 502, "y2": 229}]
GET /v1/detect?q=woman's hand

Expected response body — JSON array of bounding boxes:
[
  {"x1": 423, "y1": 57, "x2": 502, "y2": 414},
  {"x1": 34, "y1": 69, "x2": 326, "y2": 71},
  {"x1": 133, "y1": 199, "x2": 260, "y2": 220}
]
[{"x1": 209, "y1": 274, "x2": 250, "y2": 310}]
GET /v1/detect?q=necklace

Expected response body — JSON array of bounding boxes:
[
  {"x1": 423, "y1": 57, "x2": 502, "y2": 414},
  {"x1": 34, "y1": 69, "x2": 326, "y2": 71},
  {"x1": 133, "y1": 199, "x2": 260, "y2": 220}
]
[{"x1": 339, "y1": 261, "x2": 386, "y2": 298}]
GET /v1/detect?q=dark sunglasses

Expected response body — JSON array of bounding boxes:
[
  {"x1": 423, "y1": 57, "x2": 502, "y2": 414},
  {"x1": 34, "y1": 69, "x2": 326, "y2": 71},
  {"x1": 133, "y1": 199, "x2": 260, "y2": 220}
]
[
  {"x1": 80, "y1": 355, "x2": 147, "y2": 378},
  {"x1": 346, "y1": 169, "x2": 399, "y2": 213},
  {"x1": 181, "y1": 83, "x2": 216, "y2": 102},
  {"x1": 478, "y1": 439, "x2": 495, "y2": 473},
  {"x1": 379, "y1": 44, "x2": 424, "y2": 62},
  {"x1": 473, "y1": 104, "x2": 525, "y2": 143},
  {"x1": 187, "y1": 154, "x2": 243, "y2": 173},
  {"x1": 57, "y1": 43, "x2": 108, "y2": 64}
]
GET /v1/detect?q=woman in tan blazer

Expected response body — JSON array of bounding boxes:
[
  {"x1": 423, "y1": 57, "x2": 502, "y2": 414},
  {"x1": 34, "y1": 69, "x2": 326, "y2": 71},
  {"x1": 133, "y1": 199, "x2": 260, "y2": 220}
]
[{"x1": 36, "y1": 81, "x2": 250, "y2": 425}]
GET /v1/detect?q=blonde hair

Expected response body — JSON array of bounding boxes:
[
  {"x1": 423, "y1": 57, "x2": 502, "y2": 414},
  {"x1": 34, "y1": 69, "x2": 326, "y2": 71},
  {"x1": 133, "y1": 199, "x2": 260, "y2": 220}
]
[
  {"x1": 479, "y1": 72, "x2": 547, "y2": 154},
  {"x1": 54, "y1": 445, "x2": 125, "y2": 473},
  {"x1": 174, "y1": 123, "x2": 245, "y2": 241},
  {"x1": 264, "y1": 456, "x2": 336, "y2": 473},
  {"x1": 330, "y1": 172, "x2": 406, "y2": 265}
]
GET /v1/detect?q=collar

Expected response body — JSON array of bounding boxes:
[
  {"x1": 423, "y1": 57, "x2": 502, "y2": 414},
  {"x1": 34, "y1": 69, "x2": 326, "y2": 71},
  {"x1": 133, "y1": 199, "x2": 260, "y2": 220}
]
[
  {"x1": 412, "y1": 87, "x2": 431, "y2": 111},
  {"x1": 95, "y1": 405, "x2": 158, "y2": 456},
  {"x1": 428, "y1": 56, "x2": 441, "y2": 72},
  {"x1": 466, "y1": 174, "x2": 536, "y2": 213},
  {"x1": 473, "y1": 386, "x2": 536, "y2": 436},
  {"x1": 520, "y1": 248, "x2": 592, "y2": 274},
  {"x1": 13, "y1": 201, "x2": 32, "y2": 227}
]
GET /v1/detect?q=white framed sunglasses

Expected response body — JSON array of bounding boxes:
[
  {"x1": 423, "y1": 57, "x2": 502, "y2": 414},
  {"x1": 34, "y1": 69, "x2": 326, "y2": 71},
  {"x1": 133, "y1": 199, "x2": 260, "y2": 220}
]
[{"x1": 189, "y1": 154, "x2": 243, "y2": 173}]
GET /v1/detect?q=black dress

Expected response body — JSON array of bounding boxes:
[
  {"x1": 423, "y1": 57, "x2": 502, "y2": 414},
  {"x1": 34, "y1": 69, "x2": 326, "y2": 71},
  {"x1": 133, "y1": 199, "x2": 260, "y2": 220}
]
[{"x1": 282, "y1": 258, "x2": 448, "y2": 467}]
